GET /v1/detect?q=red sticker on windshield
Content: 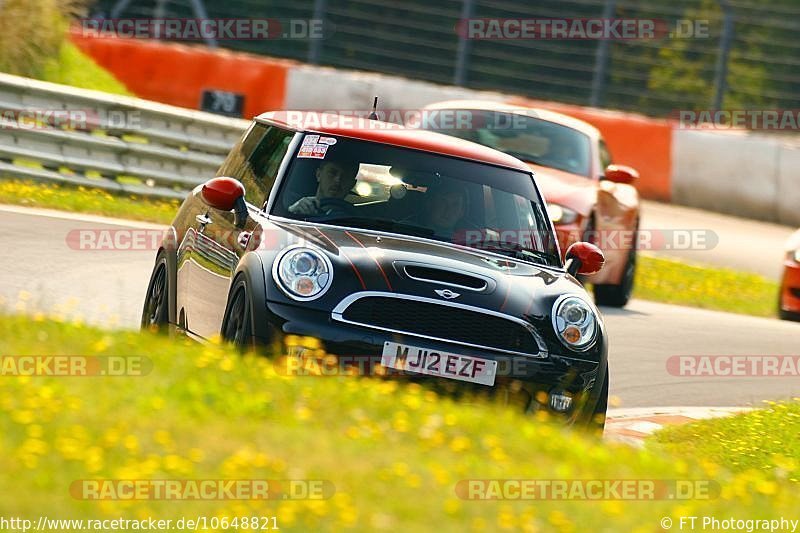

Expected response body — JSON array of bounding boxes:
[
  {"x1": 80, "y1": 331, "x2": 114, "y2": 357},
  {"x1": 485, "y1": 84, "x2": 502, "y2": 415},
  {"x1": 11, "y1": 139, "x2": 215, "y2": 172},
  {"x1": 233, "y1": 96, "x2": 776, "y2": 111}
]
[{"x1": 298, "y1": 144, "x2": 328, "y2": 159}]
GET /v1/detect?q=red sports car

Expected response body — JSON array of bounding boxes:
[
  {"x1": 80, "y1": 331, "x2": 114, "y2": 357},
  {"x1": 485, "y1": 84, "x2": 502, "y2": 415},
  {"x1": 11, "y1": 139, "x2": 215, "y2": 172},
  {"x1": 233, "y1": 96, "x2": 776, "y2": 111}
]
[
  {"x1": 780, "y1": 229, "x2": 800, "y2": 321},
  {"x1": 420, "y1": 101, "x2": 641, "y2": 307}
]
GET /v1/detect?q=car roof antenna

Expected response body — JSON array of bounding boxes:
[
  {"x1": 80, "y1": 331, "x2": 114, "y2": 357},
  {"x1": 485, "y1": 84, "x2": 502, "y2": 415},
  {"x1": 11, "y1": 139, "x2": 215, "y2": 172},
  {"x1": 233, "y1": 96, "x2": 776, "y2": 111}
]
[{"x1": 368, "y1": 96, "x2": 379, "y2": 120}]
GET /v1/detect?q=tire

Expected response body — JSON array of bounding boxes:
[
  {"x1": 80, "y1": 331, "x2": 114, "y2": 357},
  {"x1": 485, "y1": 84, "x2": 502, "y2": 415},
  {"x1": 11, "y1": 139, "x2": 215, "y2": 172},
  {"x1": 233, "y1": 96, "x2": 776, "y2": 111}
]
[
  {"x1": 593, "y1": 249, "x2": 636, "y2": 307},
  {"x1": 593, "y1": 220, "x2": 637, "y2": 308},
  {"x1": 221, "y1": 276, "x2": 254, "y2": 351},
  {"x1": 778, "y1": 307, "x2": 800, "y2": 322},
  {"x1": 141, "y1": 251, "x2": 170, "y2": 333},
  {"x1": 589, "y1": 367, "x2": 609, "y2": 434}
]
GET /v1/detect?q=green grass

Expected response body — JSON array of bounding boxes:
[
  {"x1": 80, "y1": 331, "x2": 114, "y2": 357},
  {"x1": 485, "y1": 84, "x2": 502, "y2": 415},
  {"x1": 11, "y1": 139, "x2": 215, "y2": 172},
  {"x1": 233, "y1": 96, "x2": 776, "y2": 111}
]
[
  {"x1": 0, "y1": 0, "x2": 129, "y2": 95},
  {"x1": 632, "y1": 254, "x2": 779, "y2": 318},
  {"x1": 0, "y1": 314, "x2": 796, "y2": 531},
  {"x1": 651, "y1": 402, "x2": 800, "y2": 483},
  {"x1": 0, "y1": 180, "x2": 180, "y2": 225},
  {"x1": 39, "y1": 41, "x2": 131, "y2": 95}
]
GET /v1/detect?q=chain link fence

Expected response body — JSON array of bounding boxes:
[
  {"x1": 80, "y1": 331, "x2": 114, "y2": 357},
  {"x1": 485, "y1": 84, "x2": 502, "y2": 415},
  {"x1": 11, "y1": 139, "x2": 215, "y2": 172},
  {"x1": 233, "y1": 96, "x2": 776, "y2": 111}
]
[{"x1": 90, "y1": 0, "x2": 800, "y2": 117}]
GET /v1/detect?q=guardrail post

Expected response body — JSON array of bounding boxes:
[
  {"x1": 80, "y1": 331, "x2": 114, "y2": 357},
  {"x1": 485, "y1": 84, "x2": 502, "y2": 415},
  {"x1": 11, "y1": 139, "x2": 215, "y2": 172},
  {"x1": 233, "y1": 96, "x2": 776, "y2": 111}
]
[
  {"x1": 453, "y1": 0, "x2": 476, "y2": 86},
  {"x1": 189, "y1": 0, "x2": 219, "y2": 48},
  {"x1": 308, "y1": 0, "x2": 328, "y2": 64},
  {"x1": 589, "y1": 0, "x2": 616, "y2": 107},
  {"x1": 712, "y1": 0, "x2": 734, "y2": 110},
  {"x1": 109, "y1": 0, "x2": 132, "y2": 18}
]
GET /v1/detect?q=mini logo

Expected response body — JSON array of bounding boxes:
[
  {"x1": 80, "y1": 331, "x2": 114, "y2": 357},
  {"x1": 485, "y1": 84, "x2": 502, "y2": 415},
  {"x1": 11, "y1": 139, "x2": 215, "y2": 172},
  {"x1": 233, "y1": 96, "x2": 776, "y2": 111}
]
[{"x1": 435, "y1": 289, "x2": 461, "y2": 299}]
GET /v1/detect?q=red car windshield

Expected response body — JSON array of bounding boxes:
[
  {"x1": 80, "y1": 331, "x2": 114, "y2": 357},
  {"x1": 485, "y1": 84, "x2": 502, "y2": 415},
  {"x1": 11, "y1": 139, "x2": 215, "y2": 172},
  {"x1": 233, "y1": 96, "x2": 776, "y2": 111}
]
[{"x1": 424, "y1": 109, "x2": 592, "y2": 177}]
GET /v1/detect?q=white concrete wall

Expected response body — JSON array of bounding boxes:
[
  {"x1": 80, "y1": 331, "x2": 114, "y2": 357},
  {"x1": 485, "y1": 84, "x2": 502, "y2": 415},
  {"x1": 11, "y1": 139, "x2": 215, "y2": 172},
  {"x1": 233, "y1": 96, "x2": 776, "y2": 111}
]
[
  {"x1": 672, "y1": 130, "x2": 800, "y2": 226},
  {"x1": 285, "y1": 64, "x2": 505, "y2": 111},
  {"x1": 777, "y1": 143, "x2": 800, "y2": 226}
]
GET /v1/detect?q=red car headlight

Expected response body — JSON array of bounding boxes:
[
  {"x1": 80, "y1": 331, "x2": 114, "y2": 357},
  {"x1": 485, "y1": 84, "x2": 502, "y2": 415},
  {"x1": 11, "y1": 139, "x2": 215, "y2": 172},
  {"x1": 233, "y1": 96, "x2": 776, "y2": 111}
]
[{"x1": 547, "y1": 204, "x2": 579, "y2": 225}]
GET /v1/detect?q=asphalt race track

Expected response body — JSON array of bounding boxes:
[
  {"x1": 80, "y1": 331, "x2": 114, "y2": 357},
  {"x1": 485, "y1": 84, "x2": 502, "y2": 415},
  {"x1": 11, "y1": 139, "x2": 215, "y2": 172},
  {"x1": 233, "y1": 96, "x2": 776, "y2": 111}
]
[
  {"x1": 641, "y1": 200, "x2": 795, "y2": 280},
  {"x1": 2, "y1": 204, "x2": 799, "y2": 409}
]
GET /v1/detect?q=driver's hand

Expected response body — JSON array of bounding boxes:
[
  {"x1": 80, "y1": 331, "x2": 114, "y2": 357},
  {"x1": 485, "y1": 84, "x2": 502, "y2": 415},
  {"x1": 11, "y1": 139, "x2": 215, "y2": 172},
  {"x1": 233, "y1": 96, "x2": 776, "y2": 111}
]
[{"x1": 288, "y1": 197, "x2": 320, "y2": 215}]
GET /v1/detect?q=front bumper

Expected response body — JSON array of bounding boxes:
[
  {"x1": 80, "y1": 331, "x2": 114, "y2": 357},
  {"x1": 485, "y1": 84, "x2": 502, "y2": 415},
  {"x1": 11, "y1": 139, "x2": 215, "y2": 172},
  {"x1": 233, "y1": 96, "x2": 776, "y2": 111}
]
[
  {"x1": 780, "y1": 260, "x2": 800, "y2": 314},
  {"x1": 262, "y1": 300, "x2": 607, "y2": 425}
]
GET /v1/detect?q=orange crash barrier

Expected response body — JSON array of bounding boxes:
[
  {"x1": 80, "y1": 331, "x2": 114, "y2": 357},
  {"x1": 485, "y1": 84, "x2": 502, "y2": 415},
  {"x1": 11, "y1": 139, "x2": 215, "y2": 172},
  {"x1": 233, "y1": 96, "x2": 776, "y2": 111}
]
[{"x1": 70, "y1": 31, "x2": 292, "y2": 119}]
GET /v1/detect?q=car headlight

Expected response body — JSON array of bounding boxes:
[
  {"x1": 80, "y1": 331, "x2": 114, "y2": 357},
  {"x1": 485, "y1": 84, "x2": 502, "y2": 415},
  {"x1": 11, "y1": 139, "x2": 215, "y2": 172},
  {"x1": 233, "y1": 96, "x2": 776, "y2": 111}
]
[
  {"x1": 273, "y1": 246, "x2": 333, "y2": 300},
  {"x1": 546, "y1": 204, "x2": 578, "y2": 225},
  {"x1": 552, "y1": 295, "x2": 598, "y2": 351}
]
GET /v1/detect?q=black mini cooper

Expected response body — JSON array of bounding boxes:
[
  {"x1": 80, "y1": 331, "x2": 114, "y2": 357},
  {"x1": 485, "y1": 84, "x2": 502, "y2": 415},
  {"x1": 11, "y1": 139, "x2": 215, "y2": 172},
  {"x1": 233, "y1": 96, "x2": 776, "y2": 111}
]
[{"x1": 142, "y1": 112, "x2": 609, "y2": 428}]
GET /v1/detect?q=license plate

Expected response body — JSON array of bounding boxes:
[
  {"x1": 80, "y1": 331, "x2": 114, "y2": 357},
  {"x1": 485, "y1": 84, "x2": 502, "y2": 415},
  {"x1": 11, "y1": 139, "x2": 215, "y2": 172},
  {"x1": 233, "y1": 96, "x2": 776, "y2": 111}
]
[{"x1": 381, "y1": 341, "x2": 497, "y2": 386}]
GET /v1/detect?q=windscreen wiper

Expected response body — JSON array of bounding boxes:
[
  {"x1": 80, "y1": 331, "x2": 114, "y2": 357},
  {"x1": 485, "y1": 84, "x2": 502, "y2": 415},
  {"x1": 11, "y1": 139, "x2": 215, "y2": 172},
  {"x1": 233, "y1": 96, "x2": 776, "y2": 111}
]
[
  {"x1": 469, "y1": 239, "x2": 558, "y2": 266},
  {"x1": 316, "y1": 216, "x2": 436, "y2": 238}
]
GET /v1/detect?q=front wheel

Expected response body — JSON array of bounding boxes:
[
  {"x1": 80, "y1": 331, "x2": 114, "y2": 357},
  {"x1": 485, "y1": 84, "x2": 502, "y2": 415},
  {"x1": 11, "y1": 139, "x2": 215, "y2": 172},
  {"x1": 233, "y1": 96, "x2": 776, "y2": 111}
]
[
  {"x1": 221, "y1": 277, "x2": 254, "y2": 351},
  {"x1": 593, "y1": 247, "x2": 636, "y2": 307},
  {"x1": 589, "y1": 368, "x2": 609, "y2": 434},
  {"x1": 778, "y1": 307, "x2": 800, "y2": 322},
  {"x1": 141, "y1": 251, "x2": 170, "y2": 333}
]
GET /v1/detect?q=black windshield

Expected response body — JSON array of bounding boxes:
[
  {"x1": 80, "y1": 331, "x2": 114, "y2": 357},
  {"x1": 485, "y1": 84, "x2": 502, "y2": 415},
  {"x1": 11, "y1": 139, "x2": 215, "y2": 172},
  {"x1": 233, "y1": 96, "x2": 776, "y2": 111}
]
[{"x1": 272, "y1": 134, "x2": 561, "y2": 267}]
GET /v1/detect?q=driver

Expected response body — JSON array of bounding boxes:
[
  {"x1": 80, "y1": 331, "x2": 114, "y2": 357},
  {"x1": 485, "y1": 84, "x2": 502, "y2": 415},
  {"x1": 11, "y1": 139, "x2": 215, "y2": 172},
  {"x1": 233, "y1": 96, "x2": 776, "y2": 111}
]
[
  {"x1": 545, "y1": 133, "x2": 583, "y2": 173},
  {"x1": 288, "y1": 160, "x2": 358, "y2": 216}
]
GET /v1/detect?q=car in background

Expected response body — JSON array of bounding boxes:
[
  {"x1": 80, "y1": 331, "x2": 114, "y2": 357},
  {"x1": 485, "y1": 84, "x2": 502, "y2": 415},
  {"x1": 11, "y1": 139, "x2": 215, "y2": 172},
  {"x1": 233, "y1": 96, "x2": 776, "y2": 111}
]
[
  {"x1": 780, "y1": 228, "x2": 800, "y2": 321},
  {"x1": 141, "y1": 111, "x2": 610, "y2": 428},
  {"x1": 418, "y1": 101, "x2": 641, "y2": 307}
]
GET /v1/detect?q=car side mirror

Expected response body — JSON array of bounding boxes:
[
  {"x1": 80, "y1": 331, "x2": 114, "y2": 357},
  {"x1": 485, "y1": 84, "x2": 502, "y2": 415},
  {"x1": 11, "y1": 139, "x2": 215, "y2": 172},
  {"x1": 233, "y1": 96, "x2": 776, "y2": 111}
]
[
  {"x1": 602, "y1": 164, "x2": 639, "y2": 184},
  {"x1": 565, "y1": 242, "x2": 605, "y2": 276},
  {"x1": 201, "y1": 177, "x2": 249, "y2": 227}
]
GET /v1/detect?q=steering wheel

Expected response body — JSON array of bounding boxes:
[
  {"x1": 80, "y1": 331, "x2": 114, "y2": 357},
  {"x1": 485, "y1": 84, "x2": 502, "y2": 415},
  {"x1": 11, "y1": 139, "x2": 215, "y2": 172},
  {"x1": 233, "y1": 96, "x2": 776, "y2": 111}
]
[{"x1": 318, "y1": 197, "x2": 352, "y2": 216}]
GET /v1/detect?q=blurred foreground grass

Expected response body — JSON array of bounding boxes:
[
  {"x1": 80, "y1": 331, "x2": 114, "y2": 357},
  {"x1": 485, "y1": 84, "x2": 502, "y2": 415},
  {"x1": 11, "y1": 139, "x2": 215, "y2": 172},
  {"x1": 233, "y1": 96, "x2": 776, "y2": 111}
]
[
  {"x1": 652, "y1": 403, "x2": 800, "y2": 483},
  {"x1": 0, "y1": 314, "x2": 796, "y2": 531}
]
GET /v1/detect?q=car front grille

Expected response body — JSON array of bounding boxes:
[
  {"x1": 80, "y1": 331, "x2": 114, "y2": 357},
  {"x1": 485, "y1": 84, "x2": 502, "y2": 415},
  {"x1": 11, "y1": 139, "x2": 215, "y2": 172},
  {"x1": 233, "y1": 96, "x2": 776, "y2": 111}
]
[{"x1": 335, "y1": 294, "x2": 545, "y2": 356}]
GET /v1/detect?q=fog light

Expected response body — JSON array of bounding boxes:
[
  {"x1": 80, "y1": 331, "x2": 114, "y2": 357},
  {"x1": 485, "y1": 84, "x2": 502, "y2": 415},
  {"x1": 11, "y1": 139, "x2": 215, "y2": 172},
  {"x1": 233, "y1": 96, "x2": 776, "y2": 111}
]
[{"x1": 549, "y1": 391, "x2": 573, "y2": 412}]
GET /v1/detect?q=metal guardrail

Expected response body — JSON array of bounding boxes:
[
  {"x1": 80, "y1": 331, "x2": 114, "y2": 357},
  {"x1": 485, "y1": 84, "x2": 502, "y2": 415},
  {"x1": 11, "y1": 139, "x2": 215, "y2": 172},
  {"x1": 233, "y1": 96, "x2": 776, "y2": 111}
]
[{"x1": 0, "y1": 73, "x2": 250, "y2": 200}]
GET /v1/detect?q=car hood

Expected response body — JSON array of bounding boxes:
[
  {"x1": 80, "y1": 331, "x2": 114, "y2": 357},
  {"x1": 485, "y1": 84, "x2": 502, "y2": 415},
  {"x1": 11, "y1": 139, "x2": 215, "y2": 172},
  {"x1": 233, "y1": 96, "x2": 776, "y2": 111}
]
[
  {"x1": 262, "y1": 219, "x2": 590, "y2": 328},
  {"x1": 527, "y1": 163, "x2": 597, "y2": 217}
]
